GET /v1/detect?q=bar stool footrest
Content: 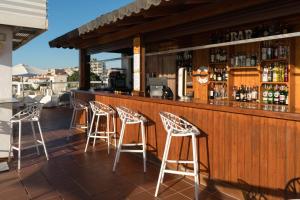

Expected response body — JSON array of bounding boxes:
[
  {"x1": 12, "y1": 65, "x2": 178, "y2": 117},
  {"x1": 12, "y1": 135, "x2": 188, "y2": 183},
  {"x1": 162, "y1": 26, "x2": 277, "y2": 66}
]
[
  {"x1": 166, "y1": 160, "x2": 195, "y2": 164},
  {"x1": 119, "y1": 149, "x2": 144, "y2": 153},
  {"x1": 121, "y1": 143, "x2": 143, "y2": 146},
  {"x1": 164, "y1": 169, "x2": 195, "y2": 176}
]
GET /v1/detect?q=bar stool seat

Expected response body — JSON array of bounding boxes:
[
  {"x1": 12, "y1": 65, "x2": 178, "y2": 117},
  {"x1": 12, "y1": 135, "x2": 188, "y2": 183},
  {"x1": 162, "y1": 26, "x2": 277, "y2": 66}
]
[
  {"x1": 155, "y1": 112, "x2": 200, "y2": 200},
  {"x1": 85, "y1": 101, "x2": 116, "y2": 154},
  {"x1": 9, "y1": 103, "x2": 49, "y2": 170},
  {"x1": 69, "y1": 98, "x2": 89, "y2": 131},
  {"x1": 113, "y1": 106, "x2": 147, "y2": 173}
]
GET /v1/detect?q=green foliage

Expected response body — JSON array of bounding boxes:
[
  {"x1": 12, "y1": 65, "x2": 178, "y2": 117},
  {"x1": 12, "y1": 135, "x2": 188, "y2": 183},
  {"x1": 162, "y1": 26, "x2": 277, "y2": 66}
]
[{"x1": 67, "y1": 71, "x2": 100, "y2": 82}]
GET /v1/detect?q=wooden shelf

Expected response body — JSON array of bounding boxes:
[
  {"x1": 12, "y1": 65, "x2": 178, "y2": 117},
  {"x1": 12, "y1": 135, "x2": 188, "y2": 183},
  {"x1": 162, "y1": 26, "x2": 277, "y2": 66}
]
[
  {"x1": 146, "y1": 32, "x2": 300, "y2": 56},
  {"x1": 261, "y1": 82, "x2": 288, "y2": 85},
  {"x1": 209, "y1": 81, "x2": 227, "y2": 84},
  {"x1": 209, "y1": 62, "x2": 228, "y2": 66},
  {"x1": 229, "y1": 66, "x2": 259, "y2": 71},
  {"x1": 261, "y1": 58, "x2": 288, "y2": 63}
]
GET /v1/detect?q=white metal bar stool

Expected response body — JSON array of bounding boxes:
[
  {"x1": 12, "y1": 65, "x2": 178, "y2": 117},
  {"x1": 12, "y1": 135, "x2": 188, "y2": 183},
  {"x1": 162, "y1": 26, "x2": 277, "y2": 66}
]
[
  {"x1": 113, "y1": 106, "x2": 147, "y2": 173},
  {"x1": 84, "y1": 101, "x2": 117, "y2": 154},
  {"x1": 9, "y1": 103, "x2": 49, "y2": 170},
  {"x1": 69, "y1": 98, "x2": 89, "y2": 131},
  {"x1": 155, "y1": 112, "x2": 200, "y2": 200}
]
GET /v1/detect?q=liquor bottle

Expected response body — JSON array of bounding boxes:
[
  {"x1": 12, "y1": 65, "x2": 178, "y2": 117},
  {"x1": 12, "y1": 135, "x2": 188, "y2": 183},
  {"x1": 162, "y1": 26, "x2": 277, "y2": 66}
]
[
  {"x1": 210, "y1": 49, "x2": 215, "y2": 63},
  {"x1": 267, "y1": 85, "x2": 274, "y2": 104},
  {"x1": 242, "y1": 85, "x2": 247, "y2": 102},
  {"x1": 262, "y1": 85, "x2": 268, "y2": 104},
  {"x1": 251, "y1": 86, "x2": 258, "y2": 102},
  {"x1": 261, "y1": 42, "x2": 267, "y2": 60},
  {"x1": 272, "y1": 63, "x2": 278, "y2": 82},
  {"x1": 285, "y1": 86, "x2": 289, "y2": 105},
  {"x1": 217, "y1": 69, "x2": 222, "y2": 81},
  {"x1": 266, "y1": 41, "x2": 273, "y2": 60},
  {"x1": 279, "y1": 86, "x2": 286, "y2": 105},
  {"x1": 209, "y1": 84, "x2": 215, "y2": 99},
  {"x1": 268, "y1": 64, "x2": 273, "y2": 82},
  {"x1": 262, "y1": 65, "x2": 268, "y2": 82},
  {"x1": 246, "y1": 55, "x2": 251, "y2": 67},
  {"x1": 246, "y1": 87, "x2": 252, "y2": 102},
  {"x1": 232, "y1": 86, "x2": 237, "y2": 100},
  {"x1": 284, "y1": 64, "x2": 289, "y2": 82},
  {"x1": 213, "y1": 68, "x2": 217, "y2": 81},
  {"x1": 222, "y1": 68, "x2": 227, "y2": 81},
  {"x1": 273, "y1": 85, "x2": 280, "y2": 105},
  {"x1": 250, "y1": 53, "x2": 257, "y2": 66},
  {"x1": 235, "y1": 87, "x2": 241, "y2": 101},
  {"x1": 216, "y1": 49, "x2": 220, "y2": 62}
]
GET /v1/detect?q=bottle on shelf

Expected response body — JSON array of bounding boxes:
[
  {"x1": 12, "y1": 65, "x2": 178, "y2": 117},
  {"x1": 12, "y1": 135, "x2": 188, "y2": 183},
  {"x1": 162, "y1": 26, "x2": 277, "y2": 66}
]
[
  {"x1": 279, "y1": 85, "x2": 286, "y2": 105},
  {"x1": 273, "y1": 85, "x2": 280, "y2": 105},
  {"x1": 209, "y1": 83, "x2": 215, "y2": 100},
  {"x1": 251, "y1": 86, "x2": 258, "y2": 102},
  {"x1": 273, "y1": 63, "x2": 279, "y2": 82},
  {"x1": 261, "y1": 41, "x2": 267, "y2": 60},
  {"x1": 235, "y1": 87, "x2": 241, "y2": 101},
  {"x1": 262, "y1": 65, "x2": 269, "y2": 82},
  {"x1": 246, "y1": 87, "x2": 252, "y2": 102},
  {"x1": 285, "y1": 86, "x2": 289, "y2": 105},
  {"x1": 267, "y1": 64, "x2": 273, "y2": 82},
  {"x1": 267, "y1": 85, "x2": 274, "y2": 104},
  {"x1": 262, "y1": 84, "x2": 268, "y2": 104},
  {"x1": 284, "y1": 64, "x2": 289, "y2": 82}
]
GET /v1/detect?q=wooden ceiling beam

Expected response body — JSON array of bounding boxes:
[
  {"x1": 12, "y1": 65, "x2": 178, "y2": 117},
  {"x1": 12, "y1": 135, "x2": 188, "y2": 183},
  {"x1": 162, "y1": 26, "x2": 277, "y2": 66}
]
[
  {"x1": 143, "y1": 1, "x2": 300, "y2": 45},
  {"x1": 77, "y1": 0, "x2": 271, "y2": 49}
]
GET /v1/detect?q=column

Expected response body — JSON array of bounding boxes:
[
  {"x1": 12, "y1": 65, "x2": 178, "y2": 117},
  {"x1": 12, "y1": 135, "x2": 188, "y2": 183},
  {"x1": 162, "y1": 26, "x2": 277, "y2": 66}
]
[{"x1": 79, "y1": 49, "x2": 90, "y2": 90}]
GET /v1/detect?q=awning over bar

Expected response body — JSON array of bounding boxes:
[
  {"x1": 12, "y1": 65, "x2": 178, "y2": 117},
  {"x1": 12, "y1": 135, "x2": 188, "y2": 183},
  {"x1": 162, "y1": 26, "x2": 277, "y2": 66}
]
[{"x1": 49, "y1": 0, "x2": 170, "y2": 49}]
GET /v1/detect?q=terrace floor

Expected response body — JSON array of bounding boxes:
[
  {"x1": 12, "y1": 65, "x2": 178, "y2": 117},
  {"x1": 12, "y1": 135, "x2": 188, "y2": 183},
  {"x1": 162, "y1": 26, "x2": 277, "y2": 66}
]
[{"x1": 0, "y1": 107, "x2": 236, "y2": 200}]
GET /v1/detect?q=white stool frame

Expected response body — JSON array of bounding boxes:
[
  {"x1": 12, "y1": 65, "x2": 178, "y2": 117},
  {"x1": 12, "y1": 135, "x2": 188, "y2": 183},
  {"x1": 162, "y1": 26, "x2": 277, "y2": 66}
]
[
  {"x1": 112, "y1": 106, "x2": 147, "y2": 173},
  {"x1": 155, "y1": 112, "x2": 200, "y2": 200},
  {"x1": 8, "y1": 103, "x2": 49, "y2": 170},
  {"x1": 69, "y1": 98, "x2": 89, "y2": 131},
  {"x1": 84, "y1": 101, "x2": 117, "y2": 154}
]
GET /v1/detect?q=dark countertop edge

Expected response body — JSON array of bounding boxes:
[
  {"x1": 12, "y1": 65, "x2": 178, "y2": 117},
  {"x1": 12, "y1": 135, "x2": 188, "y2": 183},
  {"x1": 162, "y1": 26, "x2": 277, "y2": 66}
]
[{"x1": 74, "y1": 90, "x2": 300, "y2": 122}]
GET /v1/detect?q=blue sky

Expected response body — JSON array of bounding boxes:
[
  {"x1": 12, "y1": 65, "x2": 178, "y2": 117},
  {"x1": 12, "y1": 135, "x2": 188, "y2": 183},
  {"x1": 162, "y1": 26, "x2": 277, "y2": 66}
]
[{"x1": 13, "y1": 0, "x2": 132, "y2": 69}]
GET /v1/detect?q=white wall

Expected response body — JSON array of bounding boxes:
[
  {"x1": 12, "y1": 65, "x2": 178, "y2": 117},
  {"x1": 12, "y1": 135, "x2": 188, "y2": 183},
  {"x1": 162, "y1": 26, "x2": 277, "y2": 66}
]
[
  {"x1": 0, "y1": 25, "x2": 12, "y2": 158},
  {"x1": 0, "y1": 0, "x2": 48, "y2": 30},
  {"x1": 0, "y1": 25, "x2": 13, "y2": 99}
]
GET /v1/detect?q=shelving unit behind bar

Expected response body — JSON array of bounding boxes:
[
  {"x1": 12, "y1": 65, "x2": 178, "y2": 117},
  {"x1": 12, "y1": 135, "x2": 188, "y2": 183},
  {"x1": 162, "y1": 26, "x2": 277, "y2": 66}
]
[{"x1": 193, "y1": 37, "x2": 296, "y2": 107}]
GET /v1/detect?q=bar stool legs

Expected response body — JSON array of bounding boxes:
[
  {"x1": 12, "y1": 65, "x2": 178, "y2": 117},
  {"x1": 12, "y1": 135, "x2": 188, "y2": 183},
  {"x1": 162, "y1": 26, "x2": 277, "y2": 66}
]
[
  {"x1": 113, "y1": 120, "x2": 147, "y2": 173},
  {"x1": 84, "y1": 113, "x2": 116, "y2": 154},
  {"x1": 155, "y1": 133, "x2": 199, "y2": 200},
  {"x1": 9, "y1": 120, "x2": 49, "y2": 170}
]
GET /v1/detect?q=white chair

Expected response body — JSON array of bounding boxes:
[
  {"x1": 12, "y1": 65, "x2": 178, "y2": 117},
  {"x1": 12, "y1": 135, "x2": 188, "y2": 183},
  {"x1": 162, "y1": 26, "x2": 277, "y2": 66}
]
[
  {"x1": 69, "y1": 98, "x2": 89, "y2": 131},
  {"x1": 155, "y1": 112, "x2": 200, "y2": 200},
  {"x1": 9, "y1": 103, "x2": 49, "y2": 170},
  {"x1": 84, "y1": 101, "x2": 116, "y2": 154},
  {"x1": 112, "y1": 106, "x2": 147, "y2": 173}
]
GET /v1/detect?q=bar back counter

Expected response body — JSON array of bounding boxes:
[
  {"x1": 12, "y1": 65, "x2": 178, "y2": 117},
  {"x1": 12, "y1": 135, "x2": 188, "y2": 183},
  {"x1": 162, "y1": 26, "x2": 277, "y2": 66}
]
[{"x1": 75, "y1": 90, "x2": 300, "y2": 200}]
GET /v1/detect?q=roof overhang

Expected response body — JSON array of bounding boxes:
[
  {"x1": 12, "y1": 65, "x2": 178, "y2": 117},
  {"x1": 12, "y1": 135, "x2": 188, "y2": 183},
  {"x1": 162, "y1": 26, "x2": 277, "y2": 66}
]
[
  {"x1": 49, "y1": 0, "x2": 300, "y2": 54},
  {"x1": 0, "y1": 0, "x2": 48, "y2": 50}
]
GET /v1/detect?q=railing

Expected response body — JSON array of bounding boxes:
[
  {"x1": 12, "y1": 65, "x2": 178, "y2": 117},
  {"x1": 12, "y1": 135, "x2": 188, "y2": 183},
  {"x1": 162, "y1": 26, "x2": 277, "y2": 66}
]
[{"x1": 11, "y1": 81, "x2": 106, "y2": 107}]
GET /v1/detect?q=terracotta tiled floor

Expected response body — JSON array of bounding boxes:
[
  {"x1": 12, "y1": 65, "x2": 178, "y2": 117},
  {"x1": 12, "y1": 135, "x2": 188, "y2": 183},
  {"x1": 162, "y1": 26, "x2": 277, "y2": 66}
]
[{"x1": 0, "y1": 107, "x2": 236, "y2": 200}]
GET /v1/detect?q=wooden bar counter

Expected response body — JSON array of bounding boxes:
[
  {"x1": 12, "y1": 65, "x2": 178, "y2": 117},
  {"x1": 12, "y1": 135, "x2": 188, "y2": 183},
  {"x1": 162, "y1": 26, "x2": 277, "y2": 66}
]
[{"x1": 75, "y1": 90, "x2": 300, "y2": 200}]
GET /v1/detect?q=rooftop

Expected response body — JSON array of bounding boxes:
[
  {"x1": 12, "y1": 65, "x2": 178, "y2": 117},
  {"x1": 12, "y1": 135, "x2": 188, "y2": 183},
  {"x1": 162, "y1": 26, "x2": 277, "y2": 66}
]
[{"x1": 2, "y1": 107, "x2": 235, "y2": 200}]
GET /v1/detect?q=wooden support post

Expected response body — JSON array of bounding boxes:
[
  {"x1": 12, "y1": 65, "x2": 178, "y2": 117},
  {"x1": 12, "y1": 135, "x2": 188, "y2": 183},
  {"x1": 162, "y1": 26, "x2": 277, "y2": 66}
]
[
  {"x1": 79, "y1": 49, "x2": 90, "y2": 90},
  {"x1": 132, "y1": 36, "x2": 146, "y2": 94}
]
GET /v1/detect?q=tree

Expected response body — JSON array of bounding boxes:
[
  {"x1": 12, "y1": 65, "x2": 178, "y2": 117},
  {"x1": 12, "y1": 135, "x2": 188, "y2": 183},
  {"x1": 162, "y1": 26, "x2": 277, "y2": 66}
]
[{"x1": 67, "y1": 71, "x2": 100, "y2": 82}]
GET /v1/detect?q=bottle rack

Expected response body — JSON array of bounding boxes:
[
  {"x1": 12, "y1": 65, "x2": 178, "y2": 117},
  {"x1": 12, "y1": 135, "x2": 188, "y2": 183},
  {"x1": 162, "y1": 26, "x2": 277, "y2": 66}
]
[{"x1": 206, "y1": 38, "x2": 294, "y2": 106}]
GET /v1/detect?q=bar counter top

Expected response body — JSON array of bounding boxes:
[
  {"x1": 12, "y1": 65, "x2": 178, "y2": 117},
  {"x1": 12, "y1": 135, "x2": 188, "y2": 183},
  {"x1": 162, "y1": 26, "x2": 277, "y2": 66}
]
[{"x1": 75, "y1": 90, "x2": 300, "y2": 122}]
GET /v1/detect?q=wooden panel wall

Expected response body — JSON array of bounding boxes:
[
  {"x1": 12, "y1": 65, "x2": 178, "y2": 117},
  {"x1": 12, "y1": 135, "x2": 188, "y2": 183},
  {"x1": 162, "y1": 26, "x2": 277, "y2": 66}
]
[
  {"x1": 193, "y1": 49, "x2": 209, "y2": 100},
  {"x1": 77, "y1": 92, "x2": 300, "y2": 200}
]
